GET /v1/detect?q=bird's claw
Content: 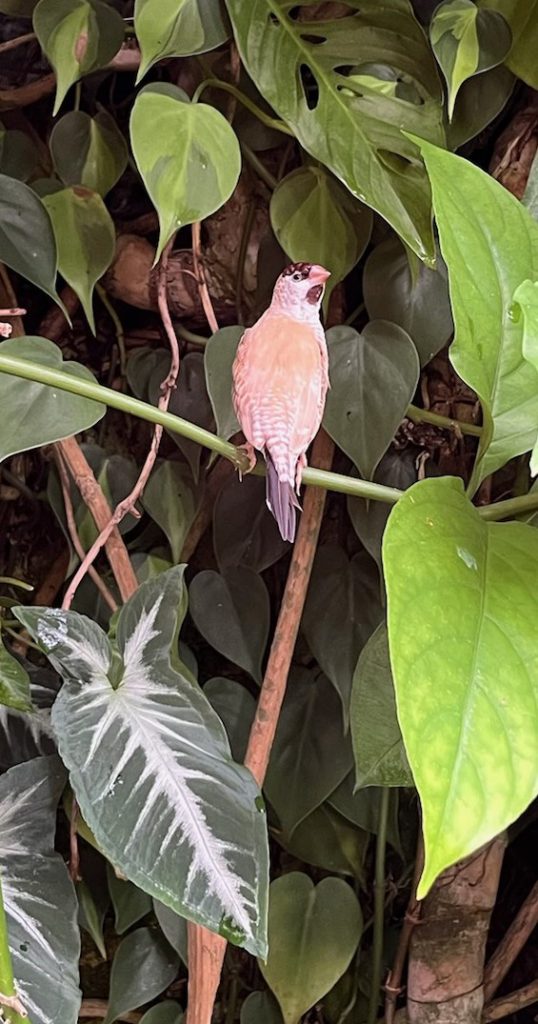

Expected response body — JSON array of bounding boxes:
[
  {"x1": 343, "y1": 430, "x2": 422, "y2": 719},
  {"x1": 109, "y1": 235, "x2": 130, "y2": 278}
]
[{"x1": 235, "y1": 443, "x2": 257, "y2": 480}]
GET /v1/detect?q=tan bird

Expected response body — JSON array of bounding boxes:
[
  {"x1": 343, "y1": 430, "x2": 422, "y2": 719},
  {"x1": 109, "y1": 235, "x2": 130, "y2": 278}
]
[{"x1": 232, "y1": 262, "x2": 330, "y2": 542}]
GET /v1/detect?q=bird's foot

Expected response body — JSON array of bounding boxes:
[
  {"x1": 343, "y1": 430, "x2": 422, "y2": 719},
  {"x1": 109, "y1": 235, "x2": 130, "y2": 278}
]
[
  {"x1": 236, "y1": 443, "x2": 257, "y2": 480},
  {"x1": 295, "y1": 453, "x2": 307, "y2": 493}
]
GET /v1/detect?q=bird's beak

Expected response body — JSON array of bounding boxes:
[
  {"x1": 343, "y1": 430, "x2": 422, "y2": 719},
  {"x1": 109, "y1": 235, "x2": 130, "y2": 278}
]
[{"x1": 308, "y1": 265, "x2": 331, "y2": 284}]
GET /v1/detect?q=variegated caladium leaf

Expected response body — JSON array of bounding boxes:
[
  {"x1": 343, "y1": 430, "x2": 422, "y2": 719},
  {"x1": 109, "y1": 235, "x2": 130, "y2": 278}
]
[
  {"x1": 15, "y1": 567, "x2": 269, "y2": 956},
  {"x1": 0, "y1": 756, "x2": 81, "y2": 1024}
]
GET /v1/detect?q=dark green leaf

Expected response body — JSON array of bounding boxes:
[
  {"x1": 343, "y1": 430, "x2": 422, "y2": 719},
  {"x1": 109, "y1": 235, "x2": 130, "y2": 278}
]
[
  {"x1": 275, "y1": 803, "x2": 368, "y2": 881},
  {"x1": 478, "y1": 0, "x2": 538, "y2": 89},
  {"x1": 241, "y1": 991, "x2": 283, "y2": 1024},
  {"x1": 204, "y1": 325, "x2": 242, "y2": 440},
  {"x1": 225, "y1": 0, "x2": 445, "y2": 261},
  {"x1": 214, "y1": 474, "x2": 290, "y2": 574},
  {"x1": 107, "y1": 864, "x2": 152, "y2": 935},
  {"x1": 430, "y1": 0, "x2": 511, "y2": 119},
  {"x1": 0, "y1": 125, "x2": 40, "y2": 182},
  {"x1": 350, "y1": 624, "x2": 412, "y2": 788},
  {"x1": 150, "y1": 352, "x2": 214, "y2": 482},
  {"x1": 0, "y1": 666, "x2": 57, "y2": 772},
  {"x1": 141, "y1": 461, "x2": 200, "y2": 563},
  {"x1": 265, "y1": 669, "x2": 353, "y2": 835},
  {"x1": 348, "y1": 451, "x2": 417, "y2": 568},
  {"x1": 33, "y1": 0, "x2": 124, "y2": 115},
  {"x1": 0, "y1": 336, "x2": 105, "y2": 462},
  {"x1": 302, "y1": 546, "x2": 383, "y2": 727},
  {"x1": 153, "y1": 901, "x2": 188, "y2": 966},
  {"x1": 270, "y1": 166, "x2": 373, "y2": 298},
  {"x1": 77, "y1": 878, "x2": 108, "y2": 959},
  {"x1": 324, "y1": 324, "x2": 420, "y2": 480},
  {"x1": 447, "y1": 64, "x2": 514, "y2": 150},
  {"x1": 139, "y1": 1002, "x2": 184, "y2": 1024},
  {"x1": 0, "y1": 635, "x2": 31, "y2": 710},
  {"x1": 130, "y1": 83, "x2": 241, "y2": 262},
  {"x1": 50, "y1": 110, "x2": 128, "y2": 197},
  {"x1": 0, "y1": 0, "x2": 37, "y2": 12},
  {"x1": 103, "y1": 927, "x2": 179, "y2": 1024},
  {"x1": 383, "y1": 476, "x2": 538, "y2": 897},
  {"x1": 204, "y1": 677, "x2": 256, "y2": 763},
  {"x1": 328, "y1": 774, "x2": 401, "y2": 851},
  {"x1": 0, "y1": 173, "x2": 63, "y2": 307},
  {"x1": 363, "y1": 236, "x2": 453, "y2": 365},
  {"x1": 135, "y1": 0, "x2": 230, "y2": 79},
  {"x1": 42, "y1": 186, "x2": 116, "y2": 333},
  {"x1": 259, "y1": 873, "x2": 362, "y2": 1024},
  {"x1": 189, "y1": 568, "x2": 270, "y2": 684}
]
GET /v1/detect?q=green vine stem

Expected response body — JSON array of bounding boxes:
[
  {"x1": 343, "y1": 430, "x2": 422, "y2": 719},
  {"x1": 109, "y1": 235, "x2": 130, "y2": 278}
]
[
  {"x1": 407, "y1": 404, "x2": 482, "y2": 438},
  {"x1": 366, "y1": 787, "x2": 390, "y2": 1024},
  {"x1": 0, "y1": 354, "x2": 536, "y2": 521},
  {"x1": 0, "y1": 874, "x2": 26, "y2": 1023},
  {"x1": 191, "y1": 78, "x2": 294, "y2": 137}
]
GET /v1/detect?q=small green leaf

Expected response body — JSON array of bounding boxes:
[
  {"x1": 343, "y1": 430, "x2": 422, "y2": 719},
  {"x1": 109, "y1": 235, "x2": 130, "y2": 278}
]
[
  {"x1": 383, "y1": 476, "x2": 538, "y2": 897},
  {"x1": 415, "y1": 136, "x2": 538, "y2": 493},
  {"x1": 214, "y1": 475, "x2": 290, "y2": 574},
  {"x1": 265, "y1": 669, "x2": 353, "y2": 836},
  {"x1": 77, "y1": 878, "x2": 108, "y2": 959},
  {"x1": 430, "y1": 0, "x2": 511, "y2": 120},
  {"x1": 33, "y1": 0, "x2": 124, "y2": 115},
  {"x1": 323, "y1": 324, "x2": 420, "y2": 480},
  {"x1": 270, "y1": 166, "x2": 373, "y2": 298},
  {"x1": 328, "y1": 775, "x2": 402, "y2": 854},
  {"x1": 241, "y1": 991, "x2": 282, "y2": 1024},
  {"x1": 107, "y1": 864, "x2": 152, "y2": 935},
  {"x1": 259, "y1": 873, "x2": 362, "y2": 1024},
  {"x1": 42, "y1": 186, "x2": 115, "y2": 333},
  {"x1": 135, "y1": 0, "x2": 230, "y2": 80},
  {"x1": 350, "y1": 623, "x2": 412, "y2": 788},
  {"x1": 189, "y1": 568, "x2": 270, "y2": 683},
  {"x1": 0, "y1": 636, "x2": 31, "y2": 710},
  {"x1": 0, "y1": 125, "x2": 40, "y2": 182},
  {"x1": 153, "y1": 901, "x2": 188, "y2": 966},
  {"x1": 141, "y1": 460, "x2": 200, "y2": 563},
  {"x1": 275, "y1": 803, "x2": 368, "y2": 881},
  {"x1": 0, "y1": 336, "x2": 105, "y2": 462},
  {"x1": 104, "y1": 927, "x2": 179, "y2": 1024},
  {"x1": 477, "y1": 0, "x2": 538, "y2": 89},
  {"x1": 139, "y1": 1001, "x2": 184, "y2": 1024},
  {"x1": 363, "y1": 236, "x2": 453, "y2": 365},
  {"x1": 204, "y1": 325, "x2": 242, "y2": 440},
  {"x1": 149, "y1": 352, "x2": 214, "y2": 482},
  {"x1": 130, "y1": 83, "x2": 241, "y2": 263},
  {"x1": 0, "y1": 173, "x2": 64, "y2": 308},
  {"x1": 50, "y1": 110, "x2": 128, "y2": 197},
  {"x1": 204, "y1": 678, "x2": 256, "y2": 764},
  {"x1": 447, "y1": 64, "x2": 515, "y2": 150}
]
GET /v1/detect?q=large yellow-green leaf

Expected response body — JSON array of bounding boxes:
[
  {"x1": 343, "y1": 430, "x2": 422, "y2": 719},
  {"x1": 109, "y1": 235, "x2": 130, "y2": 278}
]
[
  {"x1": 270, "y1": 166, "x2": 372, "y2": 300},
  {"x1": 225, "y1": 0, "x2": 445, "y2": 262},
  {"x1": 415, "y1": 137, "x2": 538, "y2": 494},
  {"x1": 135, "y1": 0, "x2": 230, "y2": 80},
  {"x1": 50, "y1": 110, "x2": 128, "y2": 197},
  {"x1": 42, "y1": 186, "x2": 115, "y2": 333},
  {"x1": 430, "y1": 0, "x2": 511, "y2": 120},
  {"x1": 259, "y1": 873, "x2": 362, "y2": 1024},
  {"x1": 513, "y1": 279, "x2": 538, "y2": 475},
  {"x1": 130, "y1": 83, "x2": 241, "y2": 262},
  {"x1": 383, "y1": 476, "x2": 538, "y2": 898},
  {"x1": 478, "y1": 0, "x2": 538, "y2": 89},
  {"x1": 33, "y1": 0, "x2": 124, "y2": 115}
]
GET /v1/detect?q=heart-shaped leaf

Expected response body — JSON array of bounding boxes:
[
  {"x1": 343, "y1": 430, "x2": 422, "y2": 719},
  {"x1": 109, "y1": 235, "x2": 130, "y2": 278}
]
[
  {"x1": 363, "y1": 236, "x2": 453, "y2": 366},
  {"x1": 204, "y1": 678, "x2": 256, "y2": 764},
  {"x1": 0, "y1": 125, "x2": 40, "y2": 182},
  {"x1": 477, "y1": 0, "x2": 538, "y2": 89},
  {"x1": 348, "y1": 451, "x2": 417, "y2": 568},
  {"x1": 0, "y1": 636, "x2": 31, "y2": 711},
  {"x1": 415, "y1": 136, "x2": 538, "y2": 494},
  {"x1": 139, "y1": 1002, "x2": 184, "y2": 1024},
  {"x1": 103, "y1": 927, "x2": 179, "y2": 1024},
  {"x1": 0, "y1": 756, "x2": 81, "y2": 1024},
  {"x1": 276, "y1": 803, "x2": 368, "y2": 881},
  {"x1": 0, "y1": 336, "x2": 105, "y2": 462},
  {"x1": 265, "y1": 669, "x2": 353, "y2": 835},
  {"x1": 225, "y1": 0, "x2": 445, "y2": 261},
  {"x1": 241, "y1": 991, "x2": 282, "y2": 1024},
  {"x1": 302, "y1": 546, "x2": 383, "y2": 727},
  {"x1": 327, "y1": 775, "x2": 402, "y2": 855},
  {"x1": 149, "y1": 352, "x2": 214, "y2": 482},
  {"x1": 270, "y1": 166, "x2": 373, "y2": 298},
  {"x1": 383, "y1": 476, "x2": 538, "y2": 897},
  {"x1": 42, "y1": 186, "x2": 115, "y2": 333},
  {"x1": 214, "y1": 474, "x2": 290, "y2": 574},
  {"x1": 204, "y1": 325, "x2": 242, "y2": 440},
  {"x1": 135, "y1": 0, "x2": 230, "y2": 80},
  {"x1": 50, "y1": 110, "x2": 128, "y2": 197},
  {"x1": 447, "y1": 64, "x2": 515, "y2": 150},
  {"x1": 430, "y1": 0, "x2": 511, "y2": 119},
  {"x1": 259, "y1": 873, "x2": 362, "y2": 1024},
  {"x1": 350, "y1": 623, "x2": 412, "y2": 788},
  {"x1": 16, "y1": 568, "x2": 269, "y2": 955},
  {"x1": 107, "y1": 865, "x2": 152, "y2": 935},
  {"x1": 189, "y1": 568, "x2": 270, "y2": 684},
  {"x1": 323, "y1": 324, "x2": 420, "y2": 480},
  {"x1": 33, "y1": 0, "x2": 124, "y2": 115},
  {"x1": 130, "y1": 83, "x2": 241, "y2": 262},
  {"x1": 154, "y1": 901, "x2": 188, "y2": 966},
  {"x1": 0, "y1": 173, "x2": 64, "y2": 308},
  {"x1": 141, "y1": 460, "x2": 200, "y2": 563}
]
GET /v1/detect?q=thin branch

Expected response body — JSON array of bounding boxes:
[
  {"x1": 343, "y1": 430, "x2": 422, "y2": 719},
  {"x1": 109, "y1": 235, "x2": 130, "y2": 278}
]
[
  {"x1": 191, "y1": 223, "x2": 219, "y2": 334},
  {"x1": 483, "y1": 880, "x2": 538, "y2": 1002},
  {"x1": 483, "y1": 978, "x2": 538, "y2": 1021},
  {"x1": 191, "y1": 78, "x2": 293, "y2": 136},
  {"x1": 0, "y1": 33, "x2": 35, "y2": 55},
  {"x1": 61, "y1": 239, "x2": 180, "y2": 610},
  {"x1": 385, "y1": 835, "x2": 424, "y2": 1024},
  {"x1": 54, "y1": 450, "x2": 118, "y2": 614},
  {"x1": 185, "y1": 429, "x2": 335, "y2": 1024},
  {"x1": 0, "y1": 307, "x2": 26, "y2": 317}
]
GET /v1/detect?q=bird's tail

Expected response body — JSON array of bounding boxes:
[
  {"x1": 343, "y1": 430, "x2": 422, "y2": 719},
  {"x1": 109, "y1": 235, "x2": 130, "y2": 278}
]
[{"x1": 265, "y1": 454, "x2": 301, "y2": 543}]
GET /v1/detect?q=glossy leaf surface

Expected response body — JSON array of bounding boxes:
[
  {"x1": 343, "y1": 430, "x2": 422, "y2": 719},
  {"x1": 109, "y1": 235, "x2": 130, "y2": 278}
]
[
  {"x1": 50, "y1": 110, "x2": 128, "y2": 197},
  {"x1": 0, "y1": 174, "x2": 62, "y2": 306},
  {"x1": 135, "y1": 0, "x2": 230, "y2": 79},
  {"x1": 430, "y1": 0, "x2": 511, "y2": 119}
]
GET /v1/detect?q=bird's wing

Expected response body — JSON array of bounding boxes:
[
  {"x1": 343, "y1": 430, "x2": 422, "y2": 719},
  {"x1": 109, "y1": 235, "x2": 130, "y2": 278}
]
[{"x1": 232, "y1": 313, "x2": 327, "y2": 474}]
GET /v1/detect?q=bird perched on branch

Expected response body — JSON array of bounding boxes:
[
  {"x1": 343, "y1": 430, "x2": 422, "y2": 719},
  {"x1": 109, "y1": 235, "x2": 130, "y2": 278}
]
[{"x1": 232, "y1": 262, "x2": 330, "y2": 543}]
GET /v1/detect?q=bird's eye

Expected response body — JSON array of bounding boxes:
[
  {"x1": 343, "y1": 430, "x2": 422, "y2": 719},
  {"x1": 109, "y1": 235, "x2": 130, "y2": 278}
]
[{"x1": 292, "y1": 272, "x2": 302, "y2": 281}]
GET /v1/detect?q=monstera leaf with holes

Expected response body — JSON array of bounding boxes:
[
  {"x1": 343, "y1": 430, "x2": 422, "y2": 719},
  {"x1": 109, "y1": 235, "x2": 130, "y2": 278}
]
[
  {"x1": 15, "y1": 567, "x2": 269, "y2": 956},
  {"x1": 225, "y1": 0, "x2": 445, "y2": 260}
]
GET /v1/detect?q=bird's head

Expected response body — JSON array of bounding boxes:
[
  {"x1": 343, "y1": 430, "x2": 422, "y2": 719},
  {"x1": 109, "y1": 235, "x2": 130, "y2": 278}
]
[{"x1": 271, "y1": 262, "x2": 331, "y2": 320}]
